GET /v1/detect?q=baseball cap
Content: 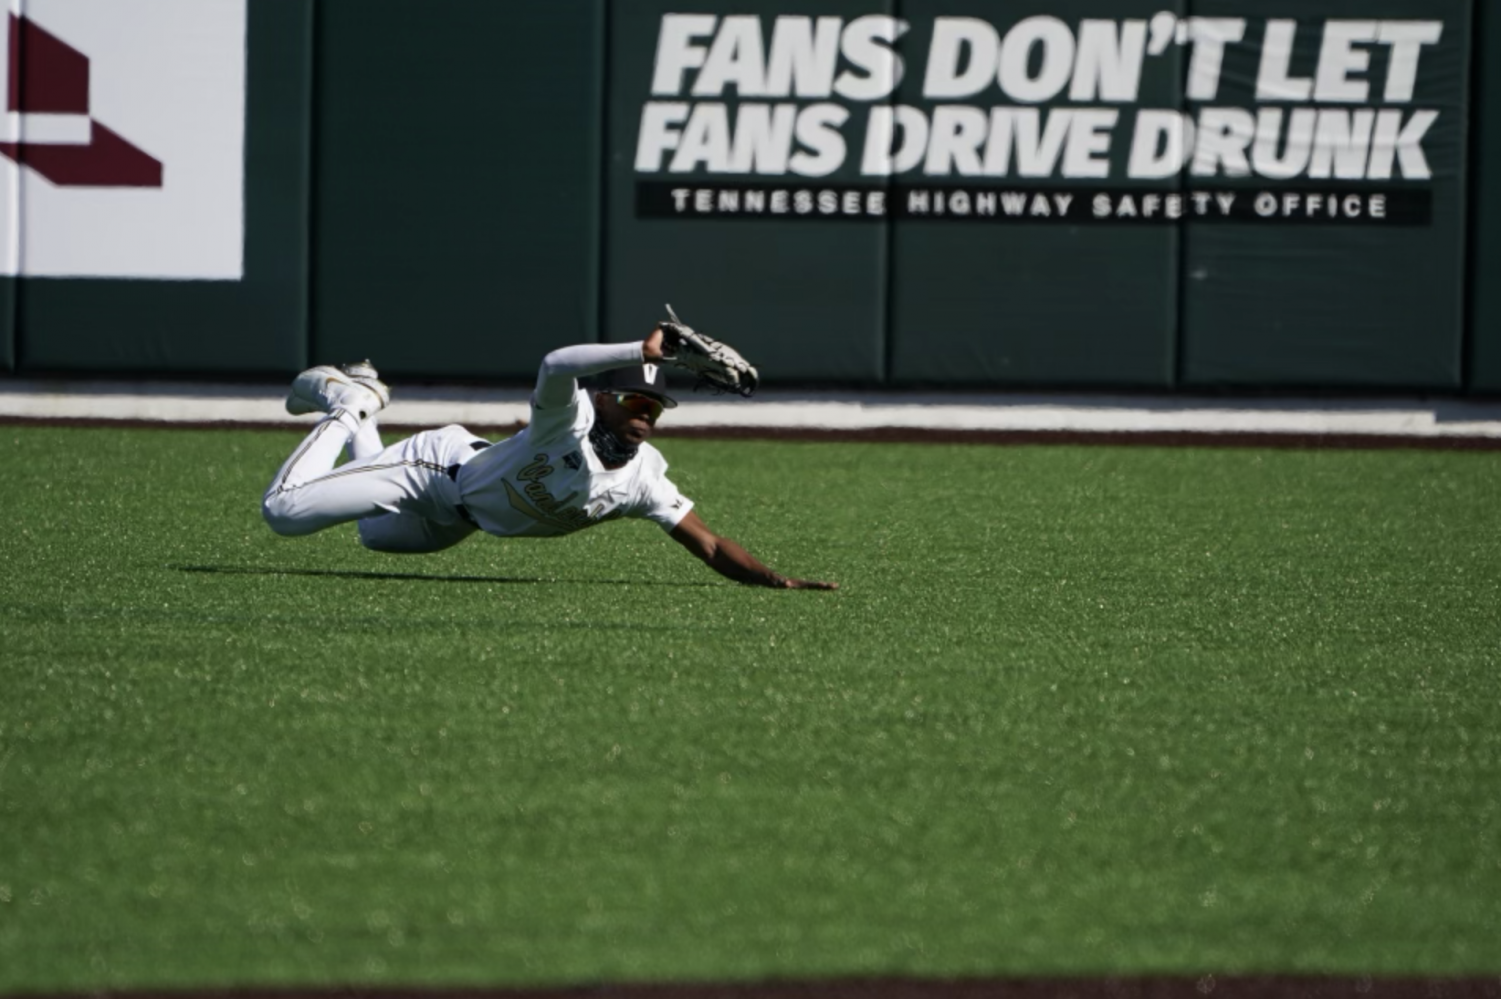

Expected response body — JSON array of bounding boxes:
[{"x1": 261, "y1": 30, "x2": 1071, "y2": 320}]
[{"x1": 590, "y1": 362, "x2": 679, "y2": 408}]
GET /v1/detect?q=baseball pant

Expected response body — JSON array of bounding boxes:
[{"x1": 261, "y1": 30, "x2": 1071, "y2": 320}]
[{"x1": 262, "y1": 413, "x2": 487, "y2": 553}]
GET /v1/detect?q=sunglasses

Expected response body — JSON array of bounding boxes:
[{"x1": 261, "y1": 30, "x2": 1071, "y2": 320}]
[{"x1": 612, "y1": 392, "x2": 664, "y2": 423}]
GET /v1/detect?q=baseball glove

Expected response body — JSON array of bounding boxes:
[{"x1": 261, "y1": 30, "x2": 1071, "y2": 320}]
[{"x1": 658, "y1": 304, "x2": 759, "y2": 398}]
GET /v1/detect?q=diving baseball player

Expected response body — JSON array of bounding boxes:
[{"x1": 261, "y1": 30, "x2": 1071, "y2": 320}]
[{"x1": 261, "y1": 325, "x2": 837, "y2": 590}]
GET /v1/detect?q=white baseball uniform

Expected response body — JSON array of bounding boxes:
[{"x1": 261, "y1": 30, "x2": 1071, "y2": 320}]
[{"x1": 261, "y1": 342, "x2": 695, "y2": 553}]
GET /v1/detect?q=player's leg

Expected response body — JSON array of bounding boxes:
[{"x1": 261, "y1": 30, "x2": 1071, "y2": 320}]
[
  {"x1": 340, "y1": 361, "x2": 386, "y2": 461},
  {"x1": 266, "y1": 409, "x2": 361, "y2": 496},
  {"x1": 263, "y1": 364, "x2": 394, "y2": 537},
  {"x1": 263, "y1": 413, "x2": 405, "y2": 537},
  {"x1": 265, "y1": 423, "x2": 484, "y2": 543},
  {"x1": 351, "y1": 425, "x2": 490, "y2": 553},
  {"x1": 357, "y1": 511, "x2": 477, "y2": 553},
  {"x1": 348, "y1": 416, "x2": 384, "y2": 462}
]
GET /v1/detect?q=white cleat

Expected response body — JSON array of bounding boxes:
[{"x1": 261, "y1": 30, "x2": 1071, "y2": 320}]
[
  {"x1": 285, "y1": 363, "x2": 390, "y2": 419},
  {"x1": 340, "y1": 359, "x2": 380, "y2": 381},
  {"x1": 337, "y1": 359, "x2": 390, "y2": 410}
]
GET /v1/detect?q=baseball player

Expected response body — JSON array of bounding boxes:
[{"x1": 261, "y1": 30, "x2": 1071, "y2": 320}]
[{"x1": 261, "y1": 326, "x2": 837, "y2": 590}]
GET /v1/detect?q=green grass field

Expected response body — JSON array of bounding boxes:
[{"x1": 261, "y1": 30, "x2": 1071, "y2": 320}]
[{"x1": 2, "y1": 425, "x2": 1500, "y2": 992}]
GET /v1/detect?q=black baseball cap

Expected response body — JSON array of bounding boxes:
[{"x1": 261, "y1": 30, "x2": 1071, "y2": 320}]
[{"x1": 590, "y1": 363, "x2": 679, "y2": 408}]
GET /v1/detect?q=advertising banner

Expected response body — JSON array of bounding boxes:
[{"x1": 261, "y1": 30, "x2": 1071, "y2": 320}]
[
  {"x1": 0, "y1": 0, "x2": 246, "y2": 280},
  {"x1": 618, "y1": 2, "x2": 1471, "y2": 388},
  {"x1": 631, "y1": 6, "x2": 1447, "y2": 227},
  {"x1": 17, "y1": 0, "x2": 308, "y2": 375}
]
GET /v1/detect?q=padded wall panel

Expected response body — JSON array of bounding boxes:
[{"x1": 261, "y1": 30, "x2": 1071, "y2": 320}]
[
  {"x1": 1467, "y1": 0, "x2": 1501, "y2": 392},
  {"x1": 312, "y1": 0, "x2": 603, "y2": 380},
  {"x1": 1181, "y1": 0, "x2": 1470, "y2": 389},
  {"x1": 17, "y1": 0, "x2": 310, "y2": 375},
  {"x1": 888, "y1": 0, "x2": 1183, "y2": 387},
  {"x1": 605, "y1": 0, "x2": 890, "y2": 384},
  {"x1": 0, "y1": 18, "x2": 12, "y2": 373},
  {"x1": 2, "y1": 2, "x2": 28, "y2": 370},
  {"x1": 0, "y1": 280, "x2": 11, "y2": 372}
]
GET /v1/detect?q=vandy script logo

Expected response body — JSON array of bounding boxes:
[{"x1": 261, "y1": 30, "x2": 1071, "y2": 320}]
[{"x1": 0, "y1": 4, "x2": 162, "y2": 186}]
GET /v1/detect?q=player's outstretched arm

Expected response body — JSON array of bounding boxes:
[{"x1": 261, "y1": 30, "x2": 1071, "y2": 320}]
[
  {"x1": 534, "y1": 331, "x2": 667, "y2": 409},
  {"x1": 669, "y1": 510, "x2": 838, "y2": 590}
]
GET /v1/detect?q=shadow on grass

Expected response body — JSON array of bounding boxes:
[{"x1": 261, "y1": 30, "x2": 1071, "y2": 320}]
[{"x1": 174, "y1": 564, "x2": 722, "y2": 587}]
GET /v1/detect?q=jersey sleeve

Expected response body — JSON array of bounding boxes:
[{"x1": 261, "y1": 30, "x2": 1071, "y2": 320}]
[
  {"x1": 637, "y1": 473, "x2": 695, "y2": 531},
  {"x1": 626, "y1": 448, "x2": 693, "y2": 529},
  {"x1": 533, "y1": 342, "x2": 645, "y2": 407},
  {"x1": 530, "y1": 342, "x2": 644, "y2": 443},
  {"x1": 527, "y1": 385, "x2": 592, "y2": 444}
]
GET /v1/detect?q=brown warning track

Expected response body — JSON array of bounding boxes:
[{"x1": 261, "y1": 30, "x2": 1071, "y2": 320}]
[
  {"x1": 15, "y1": 977, "x2": 1501, "y2": 999},
  {"x1": 4, "y1": 416, "x2": 1501, "y2": 451}
]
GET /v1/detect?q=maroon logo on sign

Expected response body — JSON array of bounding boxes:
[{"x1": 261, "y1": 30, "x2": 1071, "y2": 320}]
[{"x1": 0, "y1": 12, "x2": 162, "y2": 187}]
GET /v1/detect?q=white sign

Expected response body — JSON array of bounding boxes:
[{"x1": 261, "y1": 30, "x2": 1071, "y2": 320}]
[{"x1": 0, "y1": 0, "x2": 246, "y2": 278}]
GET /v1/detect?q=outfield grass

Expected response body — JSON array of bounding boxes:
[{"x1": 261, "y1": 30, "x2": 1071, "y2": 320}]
[{"x1": 1, "y1": 425, "x2": 1499, "y2": 992}]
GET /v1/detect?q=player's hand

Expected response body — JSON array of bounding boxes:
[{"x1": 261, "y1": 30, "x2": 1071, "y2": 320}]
[
  {"x1": 642, "y1": 327, "x2": 667, "y2": 363},
  {"x1": 778, "y1": 577, "x2": 839, "y2": 591}
]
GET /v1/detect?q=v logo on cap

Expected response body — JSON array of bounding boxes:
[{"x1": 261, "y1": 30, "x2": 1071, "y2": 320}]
[{"x1": 643, "y1": 363, "x2": 658, "y2": 384}]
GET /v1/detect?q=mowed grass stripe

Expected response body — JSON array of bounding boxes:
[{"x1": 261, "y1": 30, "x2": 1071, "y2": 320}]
[{"x1": 0, "y1": 427, "x2": 1497, "y2": 991}]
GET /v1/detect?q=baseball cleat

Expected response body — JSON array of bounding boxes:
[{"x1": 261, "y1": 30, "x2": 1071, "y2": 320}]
[
  {"x1": 285, "y1": 364, "x2": 390, "y2": 419},
  {"x1": 338, "y1": 359, "x2": 390, "y2": 411}
]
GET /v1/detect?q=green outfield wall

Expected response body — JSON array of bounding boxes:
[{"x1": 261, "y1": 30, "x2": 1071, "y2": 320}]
[
  {"x1": 311, "y1": 0, "x2": 604, "y2": 380},
  {"x1": 1179, "y1": 0, "x2": 1470, "y2": 389},
  {"x1": 606, "y1": 0, "x2": 892, "y2": 383},
  {"x1": 886, "y1": 0, "x2": 1184, "y2": 387},
  {"x1": 1469, "y1": 0, "x2": 1501, "y2": 392},
  {"x1": 1, "y1": 0, "x2": 1495, "y2": 393},
  {"x1": 1, "y1": 279, "x2": 12, "y2": 373}
]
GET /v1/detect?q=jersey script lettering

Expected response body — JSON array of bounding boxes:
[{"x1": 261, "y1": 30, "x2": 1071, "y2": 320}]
[{"x1": 504, "y1": 454, "x2": 589, "y2": 531}]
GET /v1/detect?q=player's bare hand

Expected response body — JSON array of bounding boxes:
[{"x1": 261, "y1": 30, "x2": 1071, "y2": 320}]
[
  {"x1": 780, "y1": 577, "x2": 839, "y2": 591},
  {"x1": 643, "y1": 327, "x2": 668, "y2": 362}
]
